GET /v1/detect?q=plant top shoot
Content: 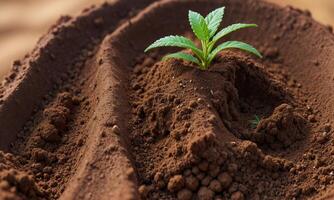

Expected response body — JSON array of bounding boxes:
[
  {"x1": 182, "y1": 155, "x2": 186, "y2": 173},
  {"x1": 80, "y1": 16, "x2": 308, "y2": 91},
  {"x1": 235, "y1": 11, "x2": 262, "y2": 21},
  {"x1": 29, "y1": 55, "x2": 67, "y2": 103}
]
[{"x1": 145, "y1": 7, "x2": 262, "y2": 70}]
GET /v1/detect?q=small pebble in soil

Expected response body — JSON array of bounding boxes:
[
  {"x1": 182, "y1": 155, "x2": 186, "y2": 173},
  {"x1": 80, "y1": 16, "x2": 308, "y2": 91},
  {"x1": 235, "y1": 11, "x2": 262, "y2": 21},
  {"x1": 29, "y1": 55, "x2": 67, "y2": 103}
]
[
  {"x1": 197, "y1": 98, "x2": 204, "y2": 104},
  {"x1": 306, "y1": 105, "x2": 312, "y2": 112},
  {"x1": 112, "y1": 125, "x2": 120, "y2": 135},
  {"x1": 308, "y1": 115, "x2": 317, "y2": 122},
  {"x1": 316, "y1": 132, "x2": 330, "y2": 144},
  {"x1": 189, "y1": 100, "x2": 198, "y2": 108}
]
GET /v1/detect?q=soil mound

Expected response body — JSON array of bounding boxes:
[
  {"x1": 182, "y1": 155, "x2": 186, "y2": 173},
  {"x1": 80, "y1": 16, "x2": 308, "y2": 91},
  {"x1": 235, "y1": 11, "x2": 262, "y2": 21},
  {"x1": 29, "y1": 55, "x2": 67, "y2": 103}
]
[
  {"x1": 252, "y1": 103, "x2": 308, "y2": 149},
  {"x1": 129, "y1": 51, "x2": 301, "y2": 199},
  {"x1": 0, "y1": 152, "x2": 42, "y2": 199},
  {"x1": 0, "y1": 0, "x2": 334, "y2": 199}
]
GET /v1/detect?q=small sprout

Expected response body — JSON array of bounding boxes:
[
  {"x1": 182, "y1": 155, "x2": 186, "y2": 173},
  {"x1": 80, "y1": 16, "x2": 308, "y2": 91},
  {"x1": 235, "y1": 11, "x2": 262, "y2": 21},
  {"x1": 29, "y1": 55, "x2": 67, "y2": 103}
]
[
  {"x1": 250, "y1": 115, "x2": 261, "y2": 129},
  {"x1": 145, "y1": 7, "x2": 262, "y2": 70}
]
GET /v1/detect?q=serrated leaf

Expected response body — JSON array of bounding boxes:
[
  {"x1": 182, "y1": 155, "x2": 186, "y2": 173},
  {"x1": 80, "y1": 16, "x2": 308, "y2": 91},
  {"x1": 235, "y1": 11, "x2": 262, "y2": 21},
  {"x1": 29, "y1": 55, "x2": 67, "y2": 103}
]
[
  {"x1": 213, "y1": 23, "x2": 257, "y2": 42},
  {"x1": 208, "y1": 41, "x2": 262, "y2": 62},
  {"x1": 205, "y1": 7, "x2": 225, "y2": 37},
  {"x1": 145, "y1": 35, "x2": 202, "y2": 57},
  {"x1": 188, "y1": 10, "x2": 209, "y2": 41},
  {"x1": 163, "y1": 52, "x2": 201, "y2": 65}
]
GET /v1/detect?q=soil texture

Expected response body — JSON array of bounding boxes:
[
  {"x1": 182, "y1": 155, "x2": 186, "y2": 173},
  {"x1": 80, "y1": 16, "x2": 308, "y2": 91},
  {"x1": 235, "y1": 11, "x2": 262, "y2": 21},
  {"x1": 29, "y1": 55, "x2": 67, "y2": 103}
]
[{"x1": 1, "y1": 0, "x2": 334, "y2": 199}]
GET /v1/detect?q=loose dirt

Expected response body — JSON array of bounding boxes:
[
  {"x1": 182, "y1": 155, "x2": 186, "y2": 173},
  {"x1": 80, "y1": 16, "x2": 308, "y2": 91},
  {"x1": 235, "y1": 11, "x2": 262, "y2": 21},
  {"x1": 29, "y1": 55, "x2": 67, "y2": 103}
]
[{"x1": 0, "y1": 0, "x2": 334, "y2": 199}]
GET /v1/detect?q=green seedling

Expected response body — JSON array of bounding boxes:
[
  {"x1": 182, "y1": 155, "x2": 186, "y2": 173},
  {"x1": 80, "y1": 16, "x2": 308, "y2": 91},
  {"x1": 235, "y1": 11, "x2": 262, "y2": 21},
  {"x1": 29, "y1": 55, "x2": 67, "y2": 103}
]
[
  {"x1": 145, "y1": 7, "x2": 262, "y2": 70},
  {"x1": 250, "y1": 115, "x2": 261, "y2": 129}
]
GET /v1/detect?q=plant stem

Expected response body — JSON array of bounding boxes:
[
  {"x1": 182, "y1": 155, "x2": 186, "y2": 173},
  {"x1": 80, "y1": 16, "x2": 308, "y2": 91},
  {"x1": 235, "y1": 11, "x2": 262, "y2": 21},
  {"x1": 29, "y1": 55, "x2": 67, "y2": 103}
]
[{"x1": 201, "y1": 40, "x2": 209, "y2": 69}]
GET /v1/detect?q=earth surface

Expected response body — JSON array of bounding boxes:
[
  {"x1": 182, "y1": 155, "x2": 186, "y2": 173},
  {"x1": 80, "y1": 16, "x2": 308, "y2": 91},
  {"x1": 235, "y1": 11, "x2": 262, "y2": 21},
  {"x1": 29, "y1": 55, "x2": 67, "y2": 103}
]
[{"x1": 0, "y1": 0, "x2": 334, "y2": 200}]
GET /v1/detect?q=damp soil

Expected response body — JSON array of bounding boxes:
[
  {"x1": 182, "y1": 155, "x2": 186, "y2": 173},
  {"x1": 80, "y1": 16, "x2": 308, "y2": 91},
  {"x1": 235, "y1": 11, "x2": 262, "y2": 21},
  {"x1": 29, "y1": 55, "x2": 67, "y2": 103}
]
[{"x1": 1, "y1": 0, "x2": 334, "y2": 200}]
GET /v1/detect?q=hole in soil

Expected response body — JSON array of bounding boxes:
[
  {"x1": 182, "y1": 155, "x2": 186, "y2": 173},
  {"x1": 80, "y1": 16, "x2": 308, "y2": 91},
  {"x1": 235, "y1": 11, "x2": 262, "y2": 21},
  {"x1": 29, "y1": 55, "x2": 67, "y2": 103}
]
[
  {"x1": 208, "y1": 53, "x2": 309, "y2": 150},
  {"x1": 230, "y1": 60, "x2": 287, "y2": 136},
  {"x1": 234, "y1": 62, "x2": 285, "y2": 119}
]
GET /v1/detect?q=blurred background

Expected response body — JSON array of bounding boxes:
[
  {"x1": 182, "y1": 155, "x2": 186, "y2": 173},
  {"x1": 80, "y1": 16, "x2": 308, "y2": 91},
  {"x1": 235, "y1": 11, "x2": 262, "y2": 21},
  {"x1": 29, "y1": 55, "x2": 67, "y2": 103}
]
[{"x1": 0, "y1": 0, "x2": 333, "y2": 80}]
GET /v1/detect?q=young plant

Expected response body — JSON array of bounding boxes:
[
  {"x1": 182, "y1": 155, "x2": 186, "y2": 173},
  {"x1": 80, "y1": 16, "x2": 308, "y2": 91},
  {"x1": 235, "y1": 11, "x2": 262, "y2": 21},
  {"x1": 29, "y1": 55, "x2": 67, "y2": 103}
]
[
  {"x1": 145, "y1": 7, "x2": 262, "y2": 70},
  {"x1": 250, "y1": 115, "x2": 261, "y2": 129}
]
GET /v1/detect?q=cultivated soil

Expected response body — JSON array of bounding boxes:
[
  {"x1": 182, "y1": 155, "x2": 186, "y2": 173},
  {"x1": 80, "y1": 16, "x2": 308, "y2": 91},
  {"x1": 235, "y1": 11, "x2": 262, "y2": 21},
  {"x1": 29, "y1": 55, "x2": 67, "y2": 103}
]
[{"x1": 0, "y1": 0, "x2": 334, "y2": 199}]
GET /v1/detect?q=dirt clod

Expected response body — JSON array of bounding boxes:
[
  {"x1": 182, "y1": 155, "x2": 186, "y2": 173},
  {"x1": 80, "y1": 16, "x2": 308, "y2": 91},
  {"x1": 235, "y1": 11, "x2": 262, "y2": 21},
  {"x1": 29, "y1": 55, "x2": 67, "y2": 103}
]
[
  {"x1": 217, "y1": 173, "x2": 233, "y2": 189},
  {"x1": 208, "y1": 179, "x2": 222, "y2": 192},
  {"x1": 167, "y1": 175, "x2": 185, "y2": 192},
  {"x1": 185, "y1": 175, "x2": 199, "y2": 191},
  {"x1": 231, "y1": 191, "x2": 245, "y2": 200},
  {"x1": 177, "y1": 189, "x2": 193, "y2": 200},
  {"x1": 197, "y1": 187, "x2": 214, "y2": 200},
  {"x1": 252, "y1": 104, "x2": 308, "y2": 149},
  {"x1": 138, "y1": 184, "x2": 153, "y2": 199}
]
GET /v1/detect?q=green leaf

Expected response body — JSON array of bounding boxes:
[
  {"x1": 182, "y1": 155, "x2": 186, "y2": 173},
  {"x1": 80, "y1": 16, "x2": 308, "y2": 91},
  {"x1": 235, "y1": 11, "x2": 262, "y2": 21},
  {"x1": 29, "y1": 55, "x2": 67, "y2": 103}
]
[
  {"x1": 249, "y1": 115, "x2": 261, "y2": 129},
  {"x1": 212, "y1": 23, "x2": 258, "y2": 42},
  {"x1": 163, "y1": 52, "x2": 201, "y2": 65},
  {"x1": 188, "y1": 10, "x2": 209, "y2": 41},
  {"x1": 145, "y1": 35, "x2": 202, "y2": 57},
  {"x1": 208, "y1": 41, "x2": 262, "y2": 62},
  {"x1": 205, "y1": 7, "x2": 225, "y2": 37}
]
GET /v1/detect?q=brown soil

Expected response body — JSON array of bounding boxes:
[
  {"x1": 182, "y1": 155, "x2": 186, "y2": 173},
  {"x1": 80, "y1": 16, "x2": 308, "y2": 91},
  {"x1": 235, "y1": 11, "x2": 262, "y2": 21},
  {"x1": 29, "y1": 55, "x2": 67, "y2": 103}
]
[{"x1": 1, "y1": 0, "x2": 334, "y2": 199}]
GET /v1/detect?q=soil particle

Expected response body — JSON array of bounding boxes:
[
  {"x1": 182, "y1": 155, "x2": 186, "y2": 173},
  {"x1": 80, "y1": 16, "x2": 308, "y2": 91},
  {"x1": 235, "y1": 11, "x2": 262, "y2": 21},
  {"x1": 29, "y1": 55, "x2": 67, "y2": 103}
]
[
  {"x1": 56, "y1": 92, "x2": 76, "y2": 109},
  {"x1": 185, "y1": 175, "x2": 199, "y2": 191},
  {"x1": 308, "y1": 114, "x2": 317, "y2": 123},
  {"x1": 315, "y1": 132, "x2": 330, "y2": 144},
  {"x1": 217, "y1": 173, "x2": 233, "y2": 189},
  {"x1": 227, "y1": 164, "x2": 239, "y2": 176},
  {"x1": 208, "y1": 179, "x2": 222, "y2": 192},
  {"x1": 231, "y1": 191, "x2": 245, "y2": 200},
  {"x1": 201, "y1": 176, "x2": 212, "y2": 186},
  {"x1": 39, "y1": 123, "x2": 62, "y2": 143},
  {"x1": 31, "y1": 148, "x2": 50, "y2": 163},
  {"x1": 182, "y1": 169, "x2": 191, "y2": 177},
  {"x1": 323, "y1": 123, "x2": 331, "y2": 133},
  {"x1": 192, "y1": 167, "x2": 200, "y2": 175},
  {"x1": 153, "y1": 172, "x2": 166, "y2": 189},
  {"x1": 138, "y1": 184, "x2": 154, "y2": 199},
  {"x1": 198, "y1": 161, "x2": 209, "y2": 172},
  {"x1": 167, "y1": 175, "x2": 185, "y2": 192},
  {"x1": 43, "y1": 106, "x2": 70, "y2": 130},
  {"x1": 252, "y1": 104, "x2": 308, "y2": 149},
  {"x1": 197, "y1": 186, "x2": 214, "y2": 200},
  {"x1": 177, "y1": 189, "x2": 193, "y2": 200},
  {"x1": 111, "y1": 125, "x2": 120, "y2": 135},
  {"x1": 262, "y1": 155, "x2": 285, "y2": 171},
  {"x1": 0, "y1": 157, "x2": 42, "y2": 199},
  {"x1": 208, "y1": 164, "x2": 220, "y2": 177}
]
